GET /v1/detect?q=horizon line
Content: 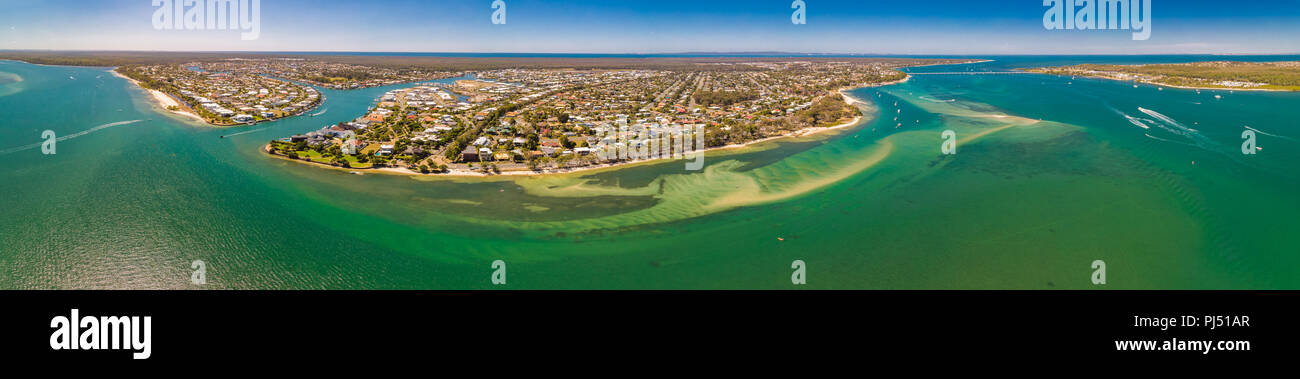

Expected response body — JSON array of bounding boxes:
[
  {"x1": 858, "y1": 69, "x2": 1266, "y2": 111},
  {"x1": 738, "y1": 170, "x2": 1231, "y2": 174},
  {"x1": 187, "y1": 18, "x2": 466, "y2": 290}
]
[{"x1": 4, "y1": 49, "x2": 1300, "y2": 57}]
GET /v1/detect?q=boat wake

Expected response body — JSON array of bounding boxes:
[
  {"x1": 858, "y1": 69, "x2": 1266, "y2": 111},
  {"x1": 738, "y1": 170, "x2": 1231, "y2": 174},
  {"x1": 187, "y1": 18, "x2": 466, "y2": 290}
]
[
  {"x1": 919, "y1": 96, "x2": 956, "y2": 103},
  {"x1": 224, "y1": 128, "x2": 267, "y2": 138},
  {"x1": 1143, "y1": 133, "x2": 1171, "y2": 142},
  {"x1": 1112, "y1": 106, "x2": 1222, "y2": 151},
  {"x1": 1138, "y1": 107, "x2": 1198, "y2": 133},
  {"x1": 1244, "y1": 125, "x2": 1296, "y2": 142},
  {"x1": 310, "y1": 108, "x2": 328, "y2": 117},
  {"x1": 0, "y1": 119, "x2": 146, "y2": 155},
  {"x1": 1113, "y1": 108, "x2": 1151, "y2": 130}
]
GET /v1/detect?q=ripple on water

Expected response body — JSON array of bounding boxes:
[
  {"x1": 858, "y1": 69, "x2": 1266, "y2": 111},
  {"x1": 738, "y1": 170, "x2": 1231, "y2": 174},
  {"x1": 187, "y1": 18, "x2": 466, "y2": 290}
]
[{"x1": 0, "y1": 71, "x2": 23, "y2": 97}]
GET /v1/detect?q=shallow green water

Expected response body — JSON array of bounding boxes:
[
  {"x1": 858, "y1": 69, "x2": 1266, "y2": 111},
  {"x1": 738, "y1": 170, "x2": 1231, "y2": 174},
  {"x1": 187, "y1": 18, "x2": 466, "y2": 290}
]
[{"x1": 1, "y1": 57, "x2": 1296, "y2": 289}]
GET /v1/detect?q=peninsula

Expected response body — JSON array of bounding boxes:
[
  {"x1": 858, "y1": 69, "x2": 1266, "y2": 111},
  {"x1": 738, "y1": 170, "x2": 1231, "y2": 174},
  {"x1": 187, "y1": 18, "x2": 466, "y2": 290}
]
[
  {"x1": 115, "y1": 63, "x2": 324, "y2": 126},
  {"x1": 265, "y1": 58, "x2": 976, "y2": 175},
  {"x1": 1028, "y1": 61, "x2": 1300, "y2": 91},
  {"x1": 0, "y1": 51, "x2": 975, "y2": 174}
]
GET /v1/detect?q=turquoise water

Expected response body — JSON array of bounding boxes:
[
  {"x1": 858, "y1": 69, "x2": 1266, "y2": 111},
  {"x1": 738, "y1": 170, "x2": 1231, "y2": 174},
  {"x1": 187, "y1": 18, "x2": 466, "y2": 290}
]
[{"x1": 1, "y1": 56, "x2": 1297, "y2": 289}]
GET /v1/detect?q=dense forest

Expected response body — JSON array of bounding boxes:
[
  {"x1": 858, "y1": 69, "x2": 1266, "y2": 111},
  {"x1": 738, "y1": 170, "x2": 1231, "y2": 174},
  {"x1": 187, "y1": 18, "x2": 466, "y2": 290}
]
[
  {"x1": 702, "y1": 93, "x2": 859, "y2": 148},
  {"x1": 791, "y1": 94, "x2": 858, "y2": 128}
]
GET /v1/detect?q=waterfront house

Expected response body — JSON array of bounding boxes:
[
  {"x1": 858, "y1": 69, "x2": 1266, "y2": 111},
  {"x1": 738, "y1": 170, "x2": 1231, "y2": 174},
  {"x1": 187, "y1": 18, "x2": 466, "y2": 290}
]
[
  {"x1": 341, "y1": 139, "x2": 366, "y2": 155},
  {"x1": 460, "y1": 147, "x2": 480, "y2": 162}
]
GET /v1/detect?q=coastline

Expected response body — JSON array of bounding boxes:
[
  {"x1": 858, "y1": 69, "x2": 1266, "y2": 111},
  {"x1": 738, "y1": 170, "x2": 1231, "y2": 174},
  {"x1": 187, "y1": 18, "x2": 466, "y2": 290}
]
[
  {"x1": 1025, "y1": 69, "x2": 1295, "y2": 93},
  {"x1": 265, "y1": 113, "x2": 866, "y2": 179},
  {"x1": 111, "y1": 70, "x2": 209, "y2": 123},
  {"x1": 265, "y1": 74, "x2": 909, "y2": 178},
  {"x1": 1126, "y1": 79, "x2": 1290, "y2": 93},
  {"x1": 903, "y1": 59, "x2": 994, "y2": 70},
  {"x1": 114, "y1": 69, "x2": 326, "y2": 127}
]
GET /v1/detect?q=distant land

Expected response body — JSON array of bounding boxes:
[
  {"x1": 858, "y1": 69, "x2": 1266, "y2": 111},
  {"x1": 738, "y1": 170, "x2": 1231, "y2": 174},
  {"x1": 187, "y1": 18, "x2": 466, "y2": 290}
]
[
  {"x1": 0, "y1": 50, "x2": 967, "y2": 71},
  {"x1": 1029, "y1": 61, "x2": 1300, "y2": 91}
]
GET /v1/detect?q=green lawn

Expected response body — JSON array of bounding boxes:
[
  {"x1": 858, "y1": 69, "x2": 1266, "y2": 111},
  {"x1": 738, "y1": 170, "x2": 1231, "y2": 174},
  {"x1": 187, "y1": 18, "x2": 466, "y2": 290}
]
[{"x1": 271, "y1": 142, "x2": 374, "y2": 169}]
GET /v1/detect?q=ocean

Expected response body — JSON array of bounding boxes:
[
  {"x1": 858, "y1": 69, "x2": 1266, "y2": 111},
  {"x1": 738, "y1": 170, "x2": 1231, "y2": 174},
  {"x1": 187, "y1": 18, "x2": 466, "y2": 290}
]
[{"x1": 1, "y1": 55, "x2": 1296, "y2": 289}]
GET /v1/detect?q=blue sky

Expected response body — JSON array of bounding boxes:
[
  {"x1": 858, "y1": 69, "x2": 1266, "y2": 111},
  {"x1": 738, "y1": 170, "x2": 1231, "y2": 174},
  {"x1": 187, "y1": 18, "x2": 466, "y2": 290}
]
[{"x1": 1, "y1": 0, "x2": 1298, "y2": 54}]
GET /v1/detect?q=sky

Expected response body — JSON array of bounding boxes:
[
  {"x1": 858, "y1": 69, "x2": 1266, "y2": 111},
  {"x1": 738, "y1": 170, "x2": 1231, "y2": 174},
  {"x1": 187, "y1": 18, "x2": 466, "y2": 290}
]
[{"x1": 0, "y1": 0, "x2": 1298, "y2": 54}]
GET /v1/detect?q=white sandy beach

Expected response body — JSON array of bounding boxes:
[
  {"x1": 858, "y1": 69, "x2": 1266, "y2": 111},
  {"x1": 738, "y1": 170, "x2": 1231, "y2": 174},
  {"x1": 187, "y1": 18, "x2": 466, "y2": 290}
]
[{"x1": 112, "y1": 70, "x2": 207, "y2": 123}]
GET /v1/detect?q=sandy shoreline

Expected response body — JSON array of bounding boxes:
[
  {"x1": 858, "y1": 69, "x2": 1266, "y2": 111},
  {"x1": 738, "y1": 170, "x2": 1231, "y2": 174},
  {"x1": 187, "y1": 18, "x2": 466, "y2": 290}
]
[
  {"x1": 265, "y1": 113, "x2": 866, "y2": 179},
  {"x1": 1127, "y1": 79, "x2": 1290, "y2": 93},
  {"x1": 1025, "y1": 70, "x2": 1294, "y2": 93},
  {"x1": 265, "y1": 75, "x2": 914, "y2": 178},
  {"x1": 111, "y1": 70, "x2": 208, "y2": 123}
]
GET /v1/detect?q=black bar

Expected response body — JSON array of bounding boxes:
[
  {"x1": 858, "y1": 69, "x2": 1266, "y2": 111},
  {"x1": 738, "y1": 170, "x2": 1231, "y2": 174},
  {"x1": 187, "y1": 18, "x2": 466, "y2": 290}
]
[{"x1": 1, "y1": 291, "x2": 1293, "y2": 364}]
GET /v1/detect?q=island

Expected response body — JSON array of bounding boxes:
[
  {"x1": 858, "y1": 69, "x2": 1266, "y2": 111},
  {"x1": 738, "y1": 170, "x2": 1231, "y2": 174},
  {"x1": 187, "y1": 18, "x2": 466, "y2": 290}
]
[{"x1": 1027, "y1": 61, "x2": 1300, "y2": 91}]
